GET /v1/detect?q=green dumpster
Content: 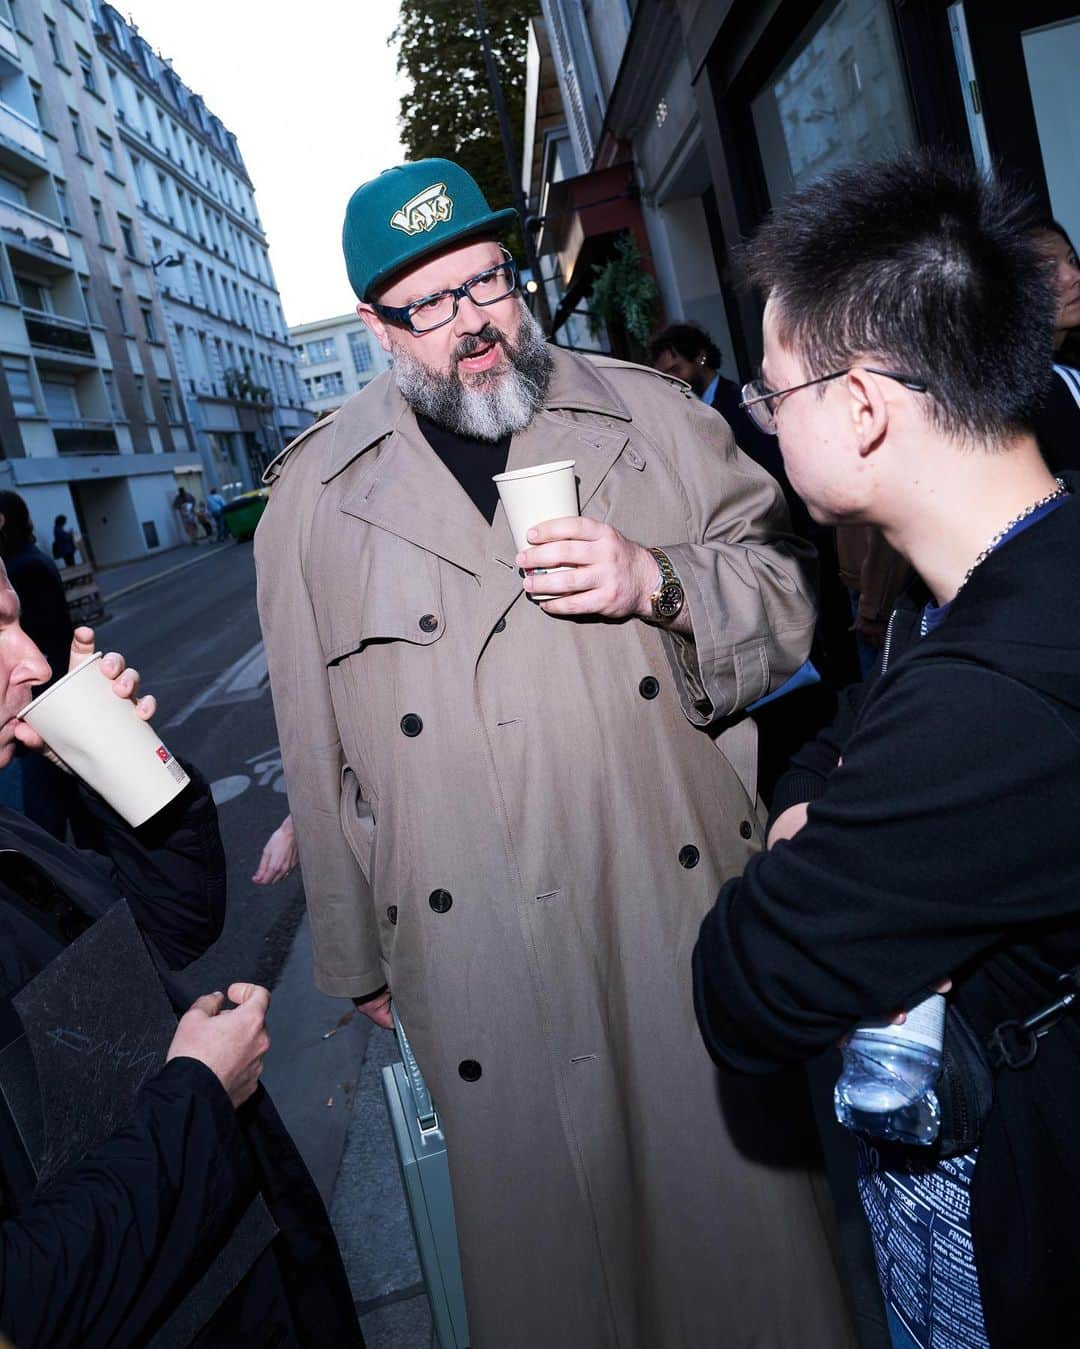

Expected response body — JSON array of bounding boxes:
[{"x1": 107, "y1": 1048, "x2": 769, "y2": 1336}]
[{"x1": 222, "y1": 489, "x2": 269, "y2": 541}]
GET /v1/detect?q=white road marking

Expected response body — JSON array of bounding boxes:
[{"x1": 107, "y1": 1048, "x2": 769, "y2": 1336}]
[
  {"x1": 167, "y1": 639, "x2": 267, "y2": 726},
  {"x1": 210, "y1": 775, "x2": 251, "y2": 806}
]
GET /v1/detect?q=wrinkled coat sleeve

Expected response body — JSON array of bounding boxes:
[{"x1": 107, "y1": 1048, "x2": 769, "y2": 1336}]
[
  {"x1": 692, "y1": 662, "x2": 1080, "y2": 1073},
  {"x1": 649, "y1": 393, "x2": 818, "y2": 725},
  {"x1": 0, "y1": 1058, "x2": 255, "y2": 1349},
  {"x1": 255, "y1": 456, "x2": 383, "y2": 1000},
  {"x1": 72, "y1": 763, "x2": 227, "y2": 969}
]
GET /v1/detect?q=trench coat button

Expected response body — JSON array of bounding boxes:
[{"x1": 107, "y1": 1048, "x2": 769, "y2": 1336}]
[
  {"x1": 639, "y1": 675, "x2": 660, "y2": 700},
  {"x1": 429, "y1": 888, "x2": 453, "y2": 914},
  {"x1": 458, "y1": 1059, "x2": 482, "y2": 1082},
  {"x1": 678, "y1": 845, "x2": 700, "y2": 869},
  {"x1": 493, "y1": 617, "x2": 507, "y2": 633},
  {"x1": 418, "y1": 613, "x2": 439, "y2": 633},
  {"x1": 387, "y1": 905, "x2": 398, "y2": 925},
  {"x1": 739, "y1": 820, "x2": 753, "y2": 840},
  {"x1": 400, "y1": 713, "x2": 423, "y2": 737}
]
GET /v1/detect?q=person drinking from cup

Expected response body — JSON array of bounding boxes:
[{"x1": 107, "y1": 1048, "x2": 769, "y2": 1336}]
[{"x1": 0, "y1": 583, "x2": 359, "y2": 1347}]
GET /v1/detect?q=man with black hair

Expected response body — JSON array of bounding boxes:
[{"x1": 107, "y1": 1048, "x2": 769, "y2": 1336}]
[{"x1": 694, "y1": 151, "x2": 1080, "y2": 1348}]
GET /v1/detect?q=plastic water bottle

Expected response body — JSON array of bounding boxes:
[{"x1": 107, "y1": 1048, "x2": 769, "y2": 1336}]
[{"x1": 834, "y1": 993, "x2": 945, "y2": 1145}]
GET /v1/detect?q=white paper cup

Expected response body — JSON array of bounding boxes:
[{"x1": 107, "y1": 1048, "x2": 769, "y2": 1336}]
[
  {"x1": 18, "y1": 653, "x2": 190, "y2": 827},
  {"x1": 492, "y1": 459, "x2": 579, "y2": 601}
]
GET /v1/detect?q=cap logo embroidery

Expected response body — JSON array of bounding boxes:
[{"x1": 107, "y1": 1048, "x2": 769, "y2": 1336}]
[{"x1": 389, "y1": 182, "x2": 454, "y2": 236}]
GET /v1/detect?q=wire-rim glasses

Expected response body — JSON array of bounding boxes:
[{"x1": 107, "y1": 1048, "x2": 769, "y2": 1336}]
[
  {"x1": 739, "y1": 367, "x2": 929, "y2": 435},
  {"x1": 370, "y1": 248, "x2": 519, "y2": 334}
]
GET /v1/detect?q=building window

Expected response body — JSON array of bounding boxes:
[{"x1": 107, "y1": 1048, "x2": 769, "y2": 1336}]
[
  {"x1": 70, "y1": 111, "x2": 89, "y2": 158},
  {"x1": 103, "y1": 372, "x2": 123, "y2": 419},
  {"x1": 91, "y1": 198, "x2": 109, "y2": 246},
  {"x1": 4, "y1": 357, "x2": 37, "y2": 416},
  {"x1": 118, "y1": 214, "x2": 137, "y2": 258},
  {"x1": 99, "y1": 131, "x2": 117, "y2": 175},
  {"x1": 45, "y1": 18, "x2": 63, "y2": 65},
  {"x1": 114, "y1": 290, "x2": 130, "y2": 332},
  {"x1": 133, "y1": 374, "x2": 153, "y2": 420},
  {"x1": 348, "y1": 329, "x2": 373, "y2": 374},
  {"x1": 15, "y1": 273, "x2": 50, "y2": 312},
  {"x1": 141, "y1": 305, "x2": 158, "y2": 342},
  {"x1": 80, "y1": 279, "x2": 101, "y2": 324},
  {"x1": 305, "y1": 337, "x2": 337, "y2": 364},
  {"x1": 309, "y1": 370, "x2": 344, "y2": 398},
  {"x1": 78, "y1": 51, "x2": 97, "y2": 95},
  {"x1": 750, "y1": 0, "x2": 916, "y2": 205},
  {"x1": 55, "y1": 181, "x2": 71, "y2": 226},
  {"x1": 161, "y1": 384, "x2": 177, "y2": 421}
]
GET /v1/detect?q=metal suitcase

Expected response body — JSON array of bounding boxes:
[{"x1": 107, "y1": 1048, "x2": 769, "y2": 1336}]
[{"x1": 382, "y1": 1011, "x2": 471, "y2": 1349}]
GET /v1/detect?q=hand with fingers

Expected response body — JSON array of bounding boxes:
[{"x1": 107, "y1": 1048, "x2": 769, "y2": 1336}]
[
  {"x1": 515, "y1": 517, "x2": 660, "y2": 620},
  {"x1": 252, "y1": 815, "x2": 298, "y2": 886},
  {"x1": 168, "y1": 982, "x2": 272, "y2": 1109},
  {"x1": 13, "y1": 625, "x2": 157, "y2": 759}
]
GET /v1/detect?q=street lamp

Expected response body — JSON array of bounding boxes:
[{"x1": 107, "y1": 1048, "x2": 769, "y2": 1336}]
[{"x1": 151, "y1": 253, "x2": 184, "y2": 272}]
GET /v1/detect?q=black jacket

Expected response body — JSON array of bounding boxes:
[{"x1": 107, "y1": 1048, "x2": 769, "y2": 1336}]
[
  {"x1": 694, "y1": 487, "x2": 1080, "y2": 1347},
  {"x1": 0, "y1": 771, "x2": 362, "y2": 1348}
]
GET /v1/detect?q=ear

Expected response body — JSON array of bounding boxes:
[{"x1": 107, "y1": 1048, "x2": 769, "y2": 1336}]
[
  {"x1": 844, "y1": 367, "x2": 889, "y2": 458},
  {"x1": 357, "y1": 302, "x2": 392, "y2": 354}
]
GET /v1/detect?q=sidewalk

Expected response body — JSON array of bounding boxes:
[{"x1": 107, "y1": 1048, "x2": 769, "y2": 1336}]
[{"x1": 98, "y1": 540, "x2": 233, "y2": 602}]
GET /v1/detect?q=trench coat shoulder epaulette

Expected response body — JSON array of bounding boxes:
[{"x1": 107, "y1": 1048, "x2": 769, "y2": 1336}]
[
  {"x1": 262, "y1": 410, "x2": 340, "y2": 486},
  {"x1": 579, "y1": 352, "x2": 694, "y2": 398}
]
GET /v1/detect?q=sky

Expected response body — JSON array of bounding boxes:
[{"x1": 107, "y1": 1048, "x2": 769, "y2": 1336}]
[{"x1": 118, "y1": 0, "x2": 407, "y2": 327}]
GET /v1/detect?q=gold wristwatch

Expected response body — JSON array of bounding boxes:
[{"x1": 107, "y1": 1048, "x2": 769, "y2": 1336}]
[{"x1": 647, "y1": 547, "x2": 684, "y2": 622}]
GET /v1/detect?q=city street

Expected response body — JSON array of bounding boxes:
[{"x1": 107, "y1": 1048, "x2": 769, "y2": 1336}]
[{"x1": 98, "y1": 543, "x2": 433, "y2": 1348}]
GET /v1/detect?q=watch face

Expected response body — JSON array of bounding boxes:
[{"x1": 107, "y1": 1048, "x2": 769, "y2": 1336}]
[{"x1": 655, "y1": 581, "x2": 684, "y2": 619}]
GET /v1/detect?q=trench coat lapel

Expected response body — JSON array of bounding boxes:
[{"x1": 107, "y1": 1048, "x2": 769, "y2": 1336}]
[{"x1": 336, "y1": 407, "x2": 490, "y2": 578}]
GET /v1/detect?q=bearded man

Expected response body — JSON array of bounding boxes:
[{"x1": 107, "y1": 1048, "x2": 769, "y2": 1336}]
[{"x1": 255, "y1": 159, "x2": 854, "y2": 1348}]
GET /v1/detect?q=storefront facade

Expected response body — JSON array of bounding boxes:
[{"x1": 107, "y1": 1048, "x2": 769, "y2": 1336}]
[{"x1": 678, "y1": 0, "x2": 1080, "y2": 375}]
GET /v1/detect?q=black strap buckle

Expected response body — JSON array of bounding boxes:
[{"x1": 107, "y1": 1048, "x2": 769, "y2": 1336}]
[{"x1": 988, "y1": 967, "x2": 1080, "y2": 1070}]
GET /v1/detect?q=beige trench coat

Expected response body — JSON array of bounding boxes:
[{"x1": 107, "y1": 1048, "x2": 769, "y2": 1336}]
[{"x1": 256, "y1": 349, "x2": 855, "y2": 1348}]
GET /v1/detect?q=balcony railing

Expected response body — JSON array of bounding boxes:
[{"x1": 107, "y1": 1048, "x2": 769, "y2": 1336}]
[
  {"x1": 53, "y1": 423, "x2": 119, "y2": 455},
  {"x1": 24, "y1": 308, "x2": 94, "y2": 358},
  {"x1": 0, "y1": 101, "x2": 45, "y2": 163},
  {"x1": 0, "y1": 198, "x2": 69, "y2": 259}
]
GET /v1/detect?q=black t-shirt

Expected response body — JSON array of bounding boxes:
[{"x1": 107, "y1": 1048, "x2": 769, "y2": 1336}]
[{"x1": 416, "y1": 412, "x2": 510, "y2": 525}]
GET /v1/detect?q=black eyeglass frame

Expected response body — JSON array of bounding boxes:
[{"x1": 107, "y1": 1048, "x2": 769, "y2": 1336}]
[
  {"x1": 368, "y1": 247, "x2": 519, "y2": 335},
  {"x1": 739, "y1": 366, "x2": 929, "y2": 435}
]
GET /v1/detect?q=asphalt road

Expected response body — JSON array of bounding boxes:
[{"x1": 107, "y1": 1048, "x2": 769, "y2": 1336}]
[{"x1": 97, "y1": 541, "x2": 304, "y2": 995}]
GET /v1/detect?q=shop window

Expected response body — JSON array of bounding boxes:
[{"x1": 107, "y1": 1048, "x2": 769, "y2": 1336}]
[{"x1": 751, "y1": 0, "x2": 916, "y2": 206}]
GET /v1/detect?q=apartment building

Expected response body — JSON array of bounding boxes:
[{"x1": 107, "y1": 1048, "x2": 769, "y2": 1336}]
[
  {"x1": 0, "y1": 0, "x2": 203, "y2": 564},
  {"x1": 91, "y1": 2, "x2": 309, "y2": 498},
  {"x1": 290, "y1": 312, "x2": 389, "y2": 417}
]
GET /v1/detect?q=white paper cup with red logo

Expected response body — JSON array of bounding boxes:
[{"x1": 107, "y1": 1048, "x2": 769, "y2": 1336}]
[
  {"x1": 18, "y1": 653, "x2": 189, "y2": 827},
  {"x1": 492, "y1": 459, "x2": 579, "y2": 601}
]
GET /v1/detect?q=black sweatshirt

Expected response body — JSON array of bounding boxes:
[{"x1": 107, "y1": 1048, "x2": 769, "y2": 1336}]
[{"x1": 694, "y1": 482, "x2": 1080, "y2": 1347}]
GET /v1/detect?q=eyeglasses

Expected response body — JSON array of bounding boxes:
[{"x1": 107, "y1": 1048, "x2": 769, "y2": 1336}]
[
  {"x1": 739, "y1": 367, "x2": 929, "y2": 435},
  {"x1": 370, "y1": 250, "x2": 519, "y2": 334}
]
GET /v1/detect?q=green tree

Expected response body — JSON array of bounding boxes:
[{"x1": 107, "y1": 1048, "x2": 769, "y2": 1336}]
[{"x1": 392, "y1": 0, "x2": 526, "y2": 257}]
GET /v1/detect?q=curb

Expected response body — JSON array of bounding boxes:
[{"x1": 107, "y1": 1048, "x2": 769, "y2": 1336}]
[{"x1": 101, "y1": 542, "x2": 235, "y2": 604}]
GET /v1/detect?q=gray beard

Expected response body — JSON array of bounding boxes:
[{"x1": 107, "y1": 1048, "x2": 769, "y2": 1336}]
[{"x1": 390, "y1": 305, "x2": 552, "y2": 441}]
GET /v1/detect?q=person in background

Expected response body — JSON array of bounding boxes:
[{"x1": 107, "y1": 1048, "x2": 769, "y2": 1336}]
[
  {"x1": 51, "y1": 514, "x2": 77, "y2": 568},
  {"x1": 174, "y1": 487, "x2": 197, "y2": 543},
  {"x1": 0, "y1": 491, "x2": 76, "y2": 838},
  {"x1": 694, "y1": 151, "x2": 1080, "y2": 1349},
  {"x1": 1031, "y1": 219, "x2": 1080, "y2": 471},
  {"x1": 207, "y1": 485, "x2": 228, "y2": 542}
]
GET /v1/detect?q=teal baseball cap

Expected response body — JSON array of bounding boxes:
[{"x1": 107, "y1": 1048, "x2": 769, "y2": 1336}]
[{"x1": 343, "y1": 158, "x2": 517, "y2": 302}]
